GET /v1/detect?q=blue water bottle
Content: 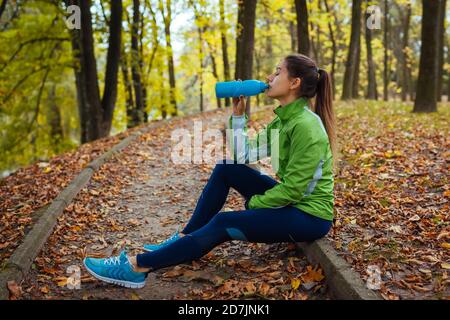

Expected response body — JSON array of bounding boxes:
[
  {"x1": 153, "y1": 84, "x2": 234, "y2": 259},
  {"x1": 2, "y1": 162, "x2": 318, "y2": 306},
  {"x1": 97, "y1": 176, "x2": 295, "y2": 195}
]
[{"x1": 215, "y1": 80, "x2": 269, "y2": 98}]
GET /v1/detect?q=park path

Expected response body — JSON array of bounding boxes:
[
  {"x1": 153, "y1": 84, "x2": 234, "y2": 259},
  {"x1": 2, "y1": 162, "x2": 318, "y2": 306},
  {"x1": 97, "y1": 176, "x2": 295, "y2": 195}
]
[{"x1": 17, "y1": 107, "x2": 330, "y2": 300}]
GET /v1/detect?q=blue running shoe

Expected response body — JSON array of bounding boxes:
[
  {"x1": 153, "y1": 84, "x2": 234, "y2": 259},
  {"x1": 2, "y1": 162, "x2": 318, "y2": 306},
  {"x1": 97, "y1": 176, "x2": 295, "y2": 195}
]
[
  {"x1": 83, "y1": 250, "x2": 147, "y2": 288},
  {"x1": 143, "y1": 227, "x2": 181, "y2": 252}
]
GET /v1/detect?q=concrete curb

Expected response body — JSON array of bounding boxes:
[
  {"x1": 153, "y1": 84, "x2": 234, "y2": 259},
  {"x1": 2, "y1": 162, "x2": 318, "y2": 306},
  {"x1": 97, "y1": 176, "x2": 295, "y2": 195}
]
[
  {"x1": 0, "y1": 121, "x2": 167, "y2": 300},
  {"x1": 296, "y1": 239, "x2": 382, "y2": 300}
]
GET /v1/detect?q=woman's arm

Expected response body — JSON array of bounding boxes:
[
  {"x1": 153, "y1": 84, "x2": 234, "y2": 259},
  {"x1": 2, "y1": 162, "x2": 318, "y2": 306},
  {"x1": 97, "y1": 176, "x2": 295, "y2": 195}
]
[{"x1": 227, "y1": 96, "x2": 277, "y2": 163}]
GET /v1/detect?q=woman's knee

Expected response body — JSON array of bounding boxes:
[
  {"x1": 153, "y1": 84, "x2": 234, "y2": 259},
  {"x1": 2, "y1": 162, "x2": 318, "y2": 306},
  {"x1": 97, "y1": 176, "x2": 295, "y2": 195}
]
[
  {"x1": 212, "y1": 159, "x2": 234, "y2": 176},
  {"x1": 214, "y1": 158, "x2": 247, "y2": 172},
  {"x1": 208, "y1": 212, "x2": 248, "y2": 241},
  {"x1": 209, "y1": 212, "x2": 228, "y2": 226}
]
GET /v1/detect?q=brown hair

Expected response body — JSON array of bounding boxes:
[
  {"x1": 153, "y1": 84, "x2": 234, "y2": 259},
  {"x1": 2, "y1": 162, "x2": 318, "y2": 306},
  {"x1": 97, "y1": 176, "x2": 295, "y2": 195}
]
[{"x1": 284, "y1": 54, "x2": 336, "y2": 157}]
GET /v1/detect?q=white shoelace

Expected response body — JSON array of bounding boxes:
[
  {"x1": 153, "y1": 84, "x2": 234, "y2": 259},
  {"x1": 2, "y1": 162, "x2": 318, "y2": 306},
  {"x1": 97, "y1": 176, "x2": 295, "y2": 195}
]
[{"x1": 104, "y1": 256, "x2": 121, "y2": 266}]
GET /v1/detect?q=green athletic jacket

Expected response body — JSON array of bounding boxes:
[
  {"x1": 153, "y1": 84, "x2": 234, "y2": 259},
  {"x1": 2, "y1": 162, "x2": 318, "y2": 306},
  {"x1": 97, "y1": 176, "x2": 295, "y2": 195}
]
[{"x1": 228, "y1": 97, "x2": 334, "y2": 221}]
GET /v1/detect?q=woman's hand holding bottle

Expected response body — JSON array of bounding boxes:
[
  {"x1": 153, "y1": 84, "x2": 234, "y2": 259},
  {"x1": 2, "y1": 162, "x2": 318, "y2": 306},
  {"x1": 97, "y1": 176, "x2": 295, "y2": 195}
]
[{"x1": 232, "y1": 79, "x2": 246, "y2": 116}]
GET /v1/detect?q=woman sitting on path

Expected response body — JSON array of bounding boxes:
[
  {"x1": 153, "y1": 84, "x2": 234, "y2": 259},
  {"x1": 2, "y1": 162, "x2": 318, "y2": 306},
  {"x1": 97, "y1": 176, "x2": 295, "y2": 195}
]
[{"x1": 83, "y1": 53, "x2": 336, "y2": 289}]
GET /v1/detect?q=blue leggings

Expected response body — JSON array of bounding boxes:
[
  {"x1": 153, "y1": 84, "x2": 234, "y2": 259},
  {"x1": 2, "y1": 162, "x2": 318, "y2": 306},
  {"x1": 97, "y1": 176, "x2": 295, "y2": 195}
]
[{"x1": 136, "y1": 160, "x2": 332, "y2": 270}]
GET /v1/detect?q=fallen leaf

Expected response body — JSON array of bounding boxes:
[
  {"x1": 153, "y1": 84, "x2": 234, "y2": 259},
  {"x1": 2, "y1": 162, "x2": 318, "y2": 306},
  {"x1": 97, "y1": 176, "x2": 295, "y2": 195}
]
[
  {"x1": 130, "y1": 293, "x2": 141, "y2": 300},
  {"x1": 243, "y1": 281, "x2": 256, "y2": 295},
  {"x1": 0, "y1": 242, "x2": 10, "y2": 249},
  {"x1": 291, "y1": 278, "x2": 301, "y2": 290},
  {"x1": 7, "y1": 281, "x2": 22, "y2": 299},
  {"x1": 388, "y1": 225, "x2": 403, "y2": 234},
  {"x1": 258, "y1": 282, "x2": 271, "y2": 296},
  {"x1": 162, "y1": 266, "x2": 185, "y2": 278},
  {"x1": 441, "y1": 263, "x2": 450, "y2": 270},
  {"x1": 408, "y1": 214, "x2": 421, "y2": 222},
  {"x1": 440, "y1": 243, "x2": 450, "y2": 249},
  {"x1": 302, "y1": 265, "x2": 325, "y2": 283},
  {"x1": 419, "y1": 269, "x2": 432, "y2": 274}
]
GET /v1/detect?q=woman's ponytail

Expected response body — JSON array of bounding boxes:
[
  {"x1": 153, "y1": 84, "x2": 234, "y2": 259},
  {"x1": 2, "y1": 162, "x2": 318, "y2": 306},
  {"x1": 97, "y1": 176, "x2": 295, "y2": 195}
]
[
  {"x1": 284, "y1": 54, "x2": 336, "y2": 159},
  {"x1": 315, "y1": 68, "x2": 336, "y2": 157}
]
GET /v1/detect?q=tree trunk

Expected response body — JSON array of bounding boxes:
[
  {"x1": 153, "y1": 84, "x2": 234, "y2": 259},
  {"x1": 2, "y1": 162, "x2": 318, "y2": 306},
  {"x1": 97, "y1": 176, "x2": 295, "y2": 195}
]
[
  {"x1": 352, "y1": 32, "x2": 360, "y2": 99},
  {"x1": 158, "y1": 63, "x2": 167, "y2": 119},
  {"x1": 145, "y1": 1, "x2": 160, "y2": 120},
  {"x1": 436, "y1": 0, "x2": 446, "y2": 102},
  {"x1": 263, "y1": 13, "x2": 273, "y2": 106},
  {"x1": 255, "y1": 49, "x2": 261, "y2": 107},
  {"x1": 160, "y1": 0, "x2": 178, "y2": 116},
  {"x1": 198, "y1": 26, "x2": 204, "y2": 113},
  {"x1": 191, "y1": 1, "x2": 206, "y2": 112},
  {"x1": 313, "y1": 0, "x2": 322, "y2": 65},
  {"x1": 447, "y1": 39, "x2": 450, "y2": 100},
  {"x1": 47, "y1": 84, "x2": 64, "y2": 148},
  {"x1": 121, "y1": 46, "x2": 136, "y2": 128},
  {"x1": 219, "y1": 0, "x2": 231, "y2": 107},
  {"x1": 400, "y1": 2, "x2": 411, "y2": 101},
  {"x1": 140, "y1": 0, "x2": 148, "y2": 122},
  {"x1": 76, "y1": 0, "x2": 103, "y2": 142},
  {"x1": 66, "y1": 16, "x2": 86, "y2": 142},
  {"x1": 323, "y1": 0, "x2": 336, "y2": 99},
  {"x1": 365, "y1": 0, "x2": 377, "y2": 100},
  {"x1": 289, "y1": 5, "x2": 296, "y2": 53},
  {"x1": 131, "y1": 0, "x2": 144, "y2": 124},
  {"x1": 101, "y1": 0, "x2": 122, "y2": 135},
  {"x1": 383, "y1": 0, "x2": 389, "y2": 101},
  {"x1": 65, "y1": 0, "x2": 121, "y2": 143},
  {"x1": 235, "y1": 0, "x2": 257, "y2": 117},
  {"x1": 0, "y1": 0, "x2": 7, "y2": 21},
  {"x1": 295, "y1": 0, "x2": 310, "y2": 56},
  {"x1": 341, "y1": 0, "x2": 362, "y2": 100},
  {"x1": 206, "y1": 41, "x2": 222, "y2": 109},
  {"x1": 210, "y1": 52, "x2": 222, "y2": 109},
  {"x1": 309, "y1": 21, "x2": 318, "y2": 63},
  {"x1": 414, "y1": 0, "x2": 442, "y2": 112}
]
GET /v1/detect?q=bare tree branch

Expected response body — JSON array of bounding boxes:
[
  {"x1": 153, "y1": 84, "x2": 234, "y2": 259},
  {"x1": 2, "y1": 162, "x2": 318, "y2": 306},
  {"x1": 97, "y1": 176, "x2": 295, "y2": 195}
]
[{"x1": 99, "y1": 0, "x2": 110, "y2": 25}]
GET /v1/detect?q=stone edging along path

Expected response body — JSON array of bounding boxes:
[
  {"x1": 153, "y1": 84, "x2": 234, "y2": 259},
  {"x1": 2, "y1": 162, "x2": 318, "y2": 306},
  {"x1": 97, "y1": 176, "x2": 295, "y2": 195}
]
[
  {"x1": 0, "y1": 119, "x2": 169, "y2": 299},
  {"x1": 297, "y1": 240, "x2": 381, "y2": 300},
  {"x1": 0, "y1": 107, "x2": 381, "y2": 300}
]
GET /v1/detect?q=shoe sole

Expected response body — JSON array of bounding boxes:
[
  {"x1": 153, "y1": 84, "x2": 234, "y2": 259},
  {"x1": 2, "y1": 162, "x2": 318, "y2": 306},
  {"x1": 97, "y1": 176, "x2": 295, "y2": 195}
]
[
  {"x1": 83, "y1": 260, "x2": 146, "y2": 289},
  {"x1": 142, "y1": 247, "x2": 155, "y2": 252}
]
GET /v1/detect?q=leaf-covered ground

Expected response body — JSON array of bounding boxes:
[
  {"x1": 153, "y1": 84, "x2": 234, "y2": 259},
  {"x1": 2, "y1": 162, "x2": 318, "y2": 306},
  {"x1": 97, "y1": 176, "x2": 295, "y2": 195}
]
[
  {"x1": 0, "y1": 124, "x2": 143, "y2": 262},
  {"x1": 2, "y1": 100, "x2": 448, "y2": 300},
  {"x1": 4, "y1": 107, "x2": 330, "y2": 300},
  {"x1": 331, "y1": 101, "x2": 449, "y2": 300},
  {"x1": 252, "y1": 100, "x2": 449, "y2": 300}
]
